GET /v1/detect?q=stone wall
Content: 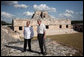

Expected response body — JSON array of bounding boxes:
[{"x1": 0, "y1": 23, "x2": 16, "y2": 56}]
[
  {"x1": 12, "y1": 11, "x2": 73, "y2": 37},
  {"x1": 13, "y1": 19, "x2": 72, "y2": 35}
]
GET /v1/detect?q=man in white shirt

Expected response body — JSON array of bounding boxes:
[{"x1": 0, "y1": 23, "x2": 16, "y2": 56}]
[
  {"x1": 37, "y1": 19, "x2": 47, "y2": 55},
  {"x1": 23, "y1": 21, "x2": 34, "y2": 52}
]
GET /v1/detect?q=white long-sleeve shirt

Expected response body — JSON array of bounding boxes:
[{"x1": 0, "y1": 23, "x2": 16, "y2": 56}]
[{"x1": 24, "y1": 26, "x2": 34, "y2": 39}]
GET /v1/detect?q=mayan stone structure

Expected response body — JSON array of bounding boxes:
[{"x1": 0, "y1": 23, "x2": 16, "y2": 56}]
[
  {"x1": 32, "y1": 11, "x2": 51, "y2": 19},
  {"x1": 12, "y1": 11, "x2": 72, "y2": 36}
]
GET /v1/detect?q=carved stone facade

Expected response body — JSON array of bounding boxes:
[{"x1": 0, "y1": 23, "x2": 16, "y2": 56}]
[{"x1": 12, "y1": 11, "x2": 73, "y2": 36}]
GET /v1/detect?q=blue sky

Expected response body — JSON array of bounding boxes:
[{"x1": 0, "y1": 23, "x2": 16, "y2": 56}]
[{"x1": 1, "y1": 1, "x2": 83, "y2": 23}]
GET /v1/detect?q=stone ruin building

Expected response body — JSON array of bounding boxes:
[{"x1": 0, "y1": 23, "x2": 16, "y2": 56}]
[{"x1": 12, "y1": 11, "x2": 74, "y2": 37}]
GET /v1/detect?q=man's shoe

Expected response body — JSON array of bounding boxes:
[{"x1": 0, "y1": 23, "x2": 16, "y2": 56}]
[
  {"x1": 42, "y1": 52, "x2": 47, "y2": 55},
  {"x1": 28, "y1": 49, "x2": 32, "y2": 52}
]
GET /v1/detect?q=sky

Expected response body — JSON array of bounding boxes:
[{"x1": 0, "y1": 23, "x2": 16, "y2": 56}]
[{"x1": 1, "y1": 1, "x2": 83, "y2": 23}]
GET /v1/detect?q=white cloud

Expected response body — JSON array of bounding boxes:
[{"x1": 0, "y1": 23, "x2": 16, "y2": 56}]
[
  {"x1": 64, "y1": 13, "x2": 72, "y2": 17},
  {"x1": 14, "y1": 4, "x2": 28, "y2": 8},
  {"x1": 23, "y1": 11, "x2": 34, "y2": 16},
  {"x1": 65, "y1": 9, "x2": 74, "y2": 14},
  {"x1": 33, "y1": 4, "x2": 56, "y2": 12},
  {"x1": 59, "y1": 9, "x2": 74, "y2": 18},
  {"x1": 1, "y1": 1, "x2": 18, "y2": 5},
  {"x1": 1, "y1": 11, "x2": 14, "y2": 18},
  {"x1": 2, "y1": 1, "x2": 28, "y2": 8}
]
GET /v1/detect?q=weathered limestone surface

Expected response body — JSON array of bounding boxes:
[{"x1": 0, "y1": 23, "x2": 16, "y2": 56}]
[{"x1": 1, "y1": 28, "x2": 81, "y2": 56}]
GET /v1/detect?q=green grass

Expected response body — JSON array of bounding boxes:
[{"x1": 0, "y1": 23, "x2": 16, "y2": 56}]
[
  {"x1": 33, "y1": 33, "x2": 83, "y2": 54},
  {"x1": 46, "y1": 33, "x2": 83, "y2": 54}
]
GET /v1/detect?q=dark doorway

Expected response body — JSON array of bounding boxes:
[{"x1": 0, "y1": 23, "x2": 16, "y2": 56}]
[
  {"x1": 19, "y1": 26, "x2": 22, "y2": 30},
  {"x1": 46, "y1": 25, "x2": 49, "y2": 29},
  {"x1": 66, "y1": 25, "x2": 68, "y2": 28},
  {"x1": 59, "y1": 25, "x2": 62, "y2": 28}
]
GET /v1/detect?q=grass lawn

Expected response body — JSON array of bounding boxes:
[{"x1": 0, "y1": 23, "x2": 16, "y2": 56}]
[{"x1": 46, "y1": 32, "x2": 83, "y2": 54}]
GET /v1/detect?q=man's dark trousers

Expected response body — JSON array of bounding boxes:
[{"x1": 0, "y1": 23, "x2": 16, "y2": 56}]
[
  {"x1": 38, "y1": 34, "x2": 46, "y2": 54},
  {"x1": 24, "y1": 39, "x2": 31, "y2": 51}
]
